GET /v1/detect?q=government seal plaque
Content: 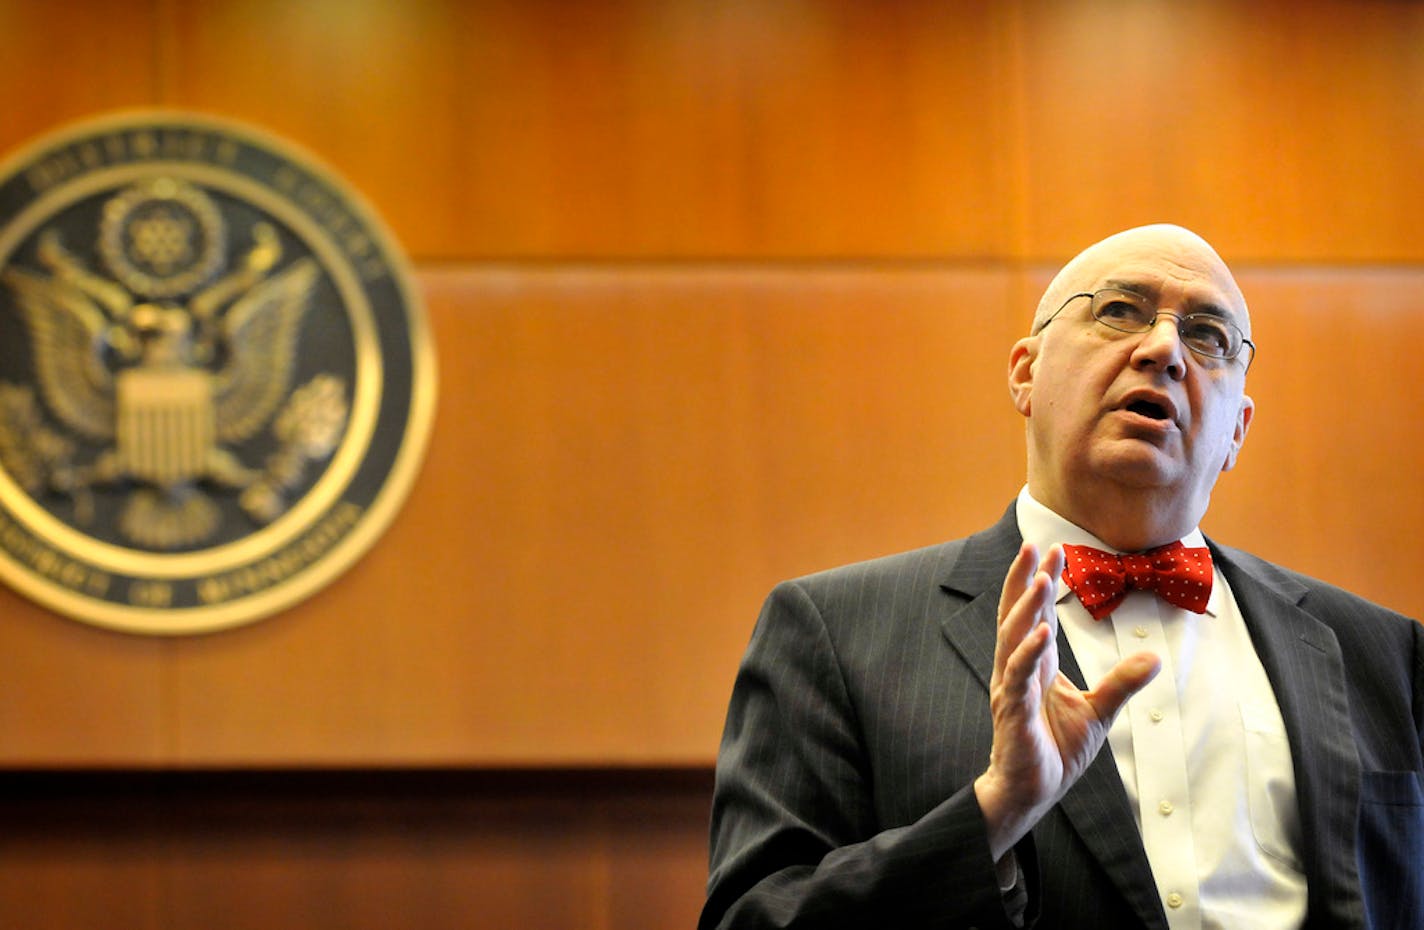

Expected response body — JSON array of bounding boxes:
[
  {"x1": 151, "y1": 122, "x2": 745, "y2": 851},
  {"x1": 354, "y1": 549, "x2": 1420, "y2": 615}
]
[{"x1": 0, "y1": 112, "x2": 436, "y2": 634}]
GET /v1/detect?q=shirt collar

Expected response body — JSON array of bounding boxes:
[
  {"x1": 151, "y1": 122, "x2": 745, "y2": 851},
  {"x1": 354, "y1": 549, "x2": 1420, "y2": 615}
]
[{"x1": 1013, "y1": 486, "x2": 1220, "y2": 616}]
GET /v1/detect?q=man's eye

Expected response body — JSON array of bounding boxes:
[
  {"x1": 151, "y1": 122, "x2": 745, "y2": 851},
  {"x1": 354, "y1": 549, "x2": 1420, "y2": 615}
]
[
  {"x1": 1098, "y1": 299, "x2": 1145, "y2": 322},
  {"x1": 1183, "y1": 319, "x2": 1232, "y2": 352}
]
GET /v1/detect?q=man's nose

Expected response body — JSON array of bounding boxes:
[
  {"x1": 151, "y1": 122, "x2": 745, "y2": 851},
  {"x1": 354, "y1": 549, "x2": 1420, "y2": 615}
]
[{"x1": 1130, "y1": 312, "x2": 1188, "y2": 377}]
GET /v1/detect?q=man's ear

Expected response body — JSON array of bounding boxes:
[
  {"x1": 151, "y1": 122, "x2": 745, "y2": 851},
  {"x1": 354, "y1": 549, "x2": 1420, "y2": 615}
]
[
  {"x1": 1008, "y1": 337, "x2": 1037, "y2": 417},
  {"x1": 1221, "y1": 393, "x2": 1254, "y2": 472}
]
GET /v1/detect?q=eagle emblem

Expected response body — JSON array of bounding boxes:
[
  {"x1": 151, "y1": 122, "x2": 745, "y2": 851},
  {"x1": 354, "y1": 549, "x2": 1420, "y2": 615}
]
[
  {"x1": 0, "y1": 177, "x2": 349, "y2": 550},
  {"x1": 0, "y1": 112, "x2": 434, "y2": 634}
]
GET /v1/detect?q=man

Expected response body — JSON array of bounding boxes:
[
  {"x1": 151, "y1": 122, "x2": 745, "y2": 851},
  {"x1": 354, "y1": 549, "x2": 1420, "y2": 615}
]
[{"x1": 700, "y1": 225, "x2": 1423, "y2": 929}]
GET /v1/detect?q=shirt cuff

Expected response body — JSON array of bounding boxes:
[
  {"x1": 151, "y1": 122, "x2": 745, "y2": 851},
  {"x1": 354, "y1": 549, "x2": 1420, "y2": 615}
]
[{"x1": 997, "y1": 851, "x2": 1029, "y2": 927}]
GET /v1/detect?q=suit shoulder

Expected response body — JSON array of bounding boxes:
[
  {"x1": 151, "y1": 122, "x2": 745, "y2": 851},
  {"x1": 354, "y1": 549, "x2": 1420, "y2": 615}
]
[
  {"x1": 784, "y1": 539, "x2": 965, "y2": 596},
  {"x1": 755, "y1": 540, "x2": 969, "y2": 637}
]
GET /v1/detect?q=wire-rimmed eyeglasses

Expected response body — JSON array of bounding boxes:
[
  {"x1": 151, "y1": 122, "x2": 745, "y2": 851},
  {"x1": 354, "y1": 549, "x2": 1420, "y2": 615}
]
[{"x1": 1037, "y1": 288, "x2": 1255, "y2": 369}]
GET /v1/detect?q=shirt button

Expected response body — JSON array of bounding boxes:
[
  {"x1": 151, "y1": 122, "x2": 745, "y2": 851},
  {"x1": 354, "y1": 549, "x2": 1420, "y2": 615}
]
[
  {"x1": 1158, "y1": 800, "x2": 1174, "y2": 816},
  {"x1": 1133, "y1": 625, "x2": 1148, "y2": 638},
  {"x1": 1149, "y1": 709, "x2": 1164, "y2": 723},
  {"x1": 1167, "y1": 892, "x2": 1184, "y2": 909}
]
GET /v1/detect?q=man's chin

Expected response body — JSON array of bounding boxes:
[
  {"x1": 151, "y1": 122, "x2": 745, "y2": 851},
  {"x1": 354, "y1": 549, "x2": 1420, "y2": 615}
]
[{"x1": 1091, "y1": 442, "x2": 1182, "y2": 489}]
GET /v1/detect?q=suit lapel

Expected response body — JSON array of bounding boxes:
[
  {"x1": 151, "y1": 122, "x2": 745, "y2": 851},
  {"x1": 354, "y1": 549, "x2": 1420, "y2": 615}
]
[
  {"x1": 934, "y1": 510, "x2": 1018, "y2": 693},
  {"x1": 1211, "y1": 545, "x2": 1365, "y2": 928},
  {"x1": 938, "y1": 508, "x2": 1169, "y2": 929}
]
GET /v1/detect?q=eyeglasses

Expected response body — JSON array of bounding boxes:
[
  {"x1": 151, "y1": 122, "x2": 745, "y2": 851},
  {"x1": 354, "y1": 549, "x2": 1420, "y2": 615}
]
[{"x1": 1037, "y1": 288, "x2": 1255, "y2": 368}]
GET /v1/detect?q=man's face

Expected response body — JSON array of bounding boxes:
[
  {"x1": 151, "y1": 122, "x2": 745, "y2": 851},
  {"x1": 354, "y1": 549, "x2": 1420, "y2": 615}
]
[{"x1": 1009, "y1": 226, "x2": 1254, "y2": 538}]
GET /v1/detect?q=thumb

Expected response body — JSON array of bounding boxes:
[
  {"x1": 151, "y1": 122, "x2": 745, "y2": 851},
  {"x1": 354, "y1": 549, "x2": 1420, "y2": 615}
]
[{"x1": 1085, "y1": 651, "x2": 1161, "y2": 726}]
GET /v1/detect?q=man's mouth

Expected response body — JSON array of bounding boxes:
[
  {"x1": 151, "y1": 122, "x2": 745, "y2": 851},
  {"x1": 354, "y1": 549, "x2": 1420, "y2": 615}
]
[{"x1": 1126, "y1": 399, "x2": 1170, "y2": 421}]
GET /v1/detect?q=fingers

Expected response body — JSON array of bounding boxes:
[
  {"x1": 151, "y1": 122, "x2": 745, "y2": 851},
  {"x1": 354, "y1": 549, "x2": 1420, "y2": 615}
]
[
  {"x1": 994, "y1": 544, "x2": 1064, "y2": 706},
  {"x1": 997, "y1": 542, "x2": 1040, "y2": 628},
  {"x1": 994, "y1": 544, "x2": 1065, "y2": 686},
  {"x1": 1036, "y1": 544, "x2": 1066, "y2": 641},
  {"x1": 1085, "y1": 651, "x2": 1162, "y2": 725},
  {"x1": 993, "y1": 543, "x2": 1037, "y2": 683},
  {"x1": 996, "y1": 542, "x2": 1156, "y2": 731},
  {"x1": 998, "y1": 599, "x2": 1054, "y2": 708},
  {"x1": 1039, "y1": 544, "x2": 1066, "y2": 595}
]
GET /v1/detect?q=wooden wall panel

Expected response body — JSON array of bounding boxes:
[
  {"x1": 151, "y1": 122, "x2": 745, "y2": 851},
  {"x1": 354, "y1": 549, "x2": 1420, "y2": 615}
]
[
  {"x1": 0, "y1": 264, "x2": 1420, "y2": 766},
  {"x1": 0, "y1": 605, "x2": 167, "y2": 766},
  {"x1": 1, "y1": 2, "x2": 1422, "y2": 926},
  {"x1": 161, "y1": 0, "x2": 1017, "y2": 258},
  {"x1": 4, "y1": 1, "x2": 1423, "y2": 262},
  {"x1": 1016, "y1": 0, "x2": 1424, "y2": 264},
  {"x1": 150, "y1": 0, "x2": 1424, "y2": 262},
  {"x1": 1206, "y1": 268, "x2": 1424, "y2": 617},
  {"x1": 0, "y1": 1, "x2": 159, "y2": 156},
  {"x1": 0, "y1": 0, "x2": 1418, "y2": 769},
  {"x1": 160, "y1": 266, "x2": 1024, "y2": 766}
]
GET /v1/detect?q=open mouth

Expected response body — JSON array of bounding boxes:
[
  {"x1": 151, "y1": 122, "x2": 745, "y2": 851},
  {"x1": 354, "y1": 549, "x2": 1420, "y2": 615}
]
[{"x1": 1126, "y1": 399, "x2": 1170, "y2": 421}]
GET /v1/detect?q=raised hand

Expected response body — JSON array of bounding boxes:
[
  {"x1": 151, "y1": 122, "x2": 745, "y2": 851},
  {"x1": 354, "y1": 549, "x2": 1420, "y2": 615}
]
[{"x1": 973, "y1": 542, "x2": 1161, "y2": 861}]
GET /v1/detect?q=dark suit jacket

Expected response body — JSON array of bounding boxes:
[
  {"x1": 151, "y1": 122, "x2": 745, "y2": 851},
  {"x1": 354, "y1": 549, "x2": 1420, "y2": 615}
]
[{"x1": 701, "y1": 508, "x2": 1424, "y2": 929}]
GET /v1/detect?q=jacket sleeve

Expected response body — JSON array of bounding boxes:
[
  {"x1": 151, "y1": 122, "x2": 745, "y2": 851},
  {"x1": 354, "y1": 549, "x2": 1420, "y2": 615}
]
[{"x1": 699, "y1": 578, "x2": 1037, "y2": 930}]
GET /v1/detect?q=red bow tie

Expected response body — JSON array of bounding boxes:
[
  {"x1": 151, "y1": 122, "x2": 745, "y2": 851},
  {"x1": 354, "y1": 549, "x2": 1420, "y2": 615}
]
[{"x1": 1061, "y1": 541, "x2": 1212, "y2": 620}]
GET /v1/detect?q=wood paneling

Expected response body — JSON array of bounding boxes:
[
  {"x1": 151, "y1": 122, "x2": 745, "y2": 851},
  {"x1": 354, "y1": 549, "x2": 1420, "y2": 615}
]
[
  {"x1": 0, "y1": 594, "x2": 167, "y2": 767},
  {"x1": 1016, "y1": 0, "x2": 1424, "y2": 264},
  {"x1": 0, "y1": 1, "x2": 159, "y2": 157},
  {"x1": 4, "y1": 1, "x2": 1423, "y2": 261},
  {"x1": 2, "y1": 264, "x2": 1417, "y2": 767},
  {"x1": 1206, "y1": 268, "x2": 1424, "y2": 616},
  {"x1": 2, "y1": 1, "x2": 1422, "y2": 926},
  {"x1": 162, "y1": 266, "x2": 1024, "y2": 766},
  {"x1": 146, "y1": 0, "x2": 1424, "y2": 262},
  {"x1": 162, "y1": 0, "x2": 1017, "y2": 259}
]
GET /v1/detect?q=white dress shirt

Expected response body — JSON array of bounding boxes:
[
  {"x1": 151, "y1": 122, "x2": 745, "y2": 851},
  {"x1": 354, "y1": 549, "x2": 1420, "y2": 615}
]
[{"x1": 1015, "y1": 488, "x2": 1307, "y2": 930}]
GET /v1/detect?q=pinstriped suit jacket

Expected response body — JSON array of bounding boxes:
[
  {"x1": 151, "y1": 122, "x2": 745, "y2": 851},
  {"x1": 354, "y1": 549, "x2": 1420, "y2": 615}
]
[{"x1": 701, "y1": 507, "x2": 1424, "y2": 929}]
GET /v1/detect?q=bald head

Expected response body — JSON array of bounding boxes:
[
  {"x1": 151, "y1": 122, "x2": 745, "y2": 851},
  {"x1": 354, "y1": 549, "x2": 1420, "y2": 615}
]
[
  {"x1": 1031, "y1": 224, "x2": 1250, "y2": 338},
  {"x1": 1008, "y1": 222, "x2": 1256, "y2": 550}
]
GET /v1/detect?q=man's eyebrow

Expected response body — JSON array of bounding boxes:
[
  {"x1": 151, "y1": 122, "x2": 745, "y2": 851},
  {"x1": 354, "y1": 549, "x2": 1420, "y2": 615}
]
[
  {"x1": 1101, "y1": 279, "x2": 1153, "y2": 296},
  {"x1": 1186, "y1": 302, "x2": 1233, "y2": 320}
]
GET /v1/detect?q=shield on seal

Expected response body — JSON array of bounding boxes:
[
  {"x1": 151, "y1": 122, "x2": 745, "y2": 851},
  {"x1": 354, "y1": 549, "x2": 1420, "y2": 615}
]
[{"x1": 115, "y1": 366, "x2": 215, "y2": 487}]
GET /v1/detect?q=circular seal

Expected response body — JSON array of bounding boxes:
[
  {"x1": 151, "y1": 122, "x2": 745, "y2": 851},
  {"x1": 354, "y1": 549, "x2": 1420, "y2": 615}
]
[{"x1": 0, "y1": 111, "x2": 437, "y2": 634}]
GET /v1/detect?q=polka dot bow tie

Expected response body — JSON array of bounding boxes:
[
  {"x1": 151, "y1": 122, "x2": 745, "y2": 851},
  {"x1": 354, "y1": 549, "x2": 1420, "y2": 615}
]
[{"x1": 1060, "y1": 541, "x2": 1213, "y2": 620}]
